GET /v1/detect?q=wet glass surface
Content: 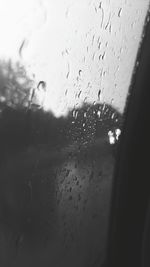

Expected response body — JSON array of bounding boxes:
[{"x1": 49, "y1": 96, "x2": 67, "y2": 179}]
[{"x1": 0, "y1": 1, "x2": 149, "y2": 266}]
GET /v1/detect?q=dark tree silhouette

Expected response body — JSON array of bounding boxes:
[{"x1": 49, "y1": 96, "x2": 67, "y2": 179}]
[{"x1": 0, "y1": 101, "x2": 122, "y2": 167}]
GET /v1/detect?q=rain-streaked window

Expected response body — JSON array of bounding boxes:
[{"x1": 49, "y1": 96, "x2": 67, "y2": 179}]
[{"x1": 0, "y1": 1, "x2": 149, "y2": 266}]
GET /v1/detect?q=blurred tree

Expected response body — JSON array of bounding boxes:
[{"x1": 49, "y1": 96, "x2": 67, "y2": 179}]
[{"x1": 0, "y1": 59, "x2": 34, "y2": 109}]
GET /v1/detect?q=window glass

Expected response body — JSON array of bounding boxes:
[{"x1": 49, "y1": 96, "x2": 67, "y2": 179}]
[{"x1": 0, "y1": 1, "x2": 149, "y2": 266}]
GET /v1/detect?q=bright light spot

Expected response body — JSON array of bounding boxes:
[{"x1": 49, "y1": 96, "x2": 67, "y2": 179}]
[
  {"x1": 108, "y1": 130, "x2": 115, "y2": 145},
  {"x1": 115, "y1": 128, "x2": 121, "y2": 140},
  {"x1": 108, "y1": 128, "x2": 121, "y2": 144},
  {"x1": 109, "y1": 136, "x2": 115, "y2": 145},
  {"x1": 0, "y1": 96, "x2": 6, "y2": 102},
  {"x1": 97, "y1": 110, "x2": 101, "y2": 118}
]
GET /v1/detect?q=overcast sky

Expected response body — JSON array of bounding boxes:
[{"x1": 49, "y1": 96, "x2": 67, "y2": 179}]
[{"x1": 0, "y1": 0, "x2": 149, "y2": 116}]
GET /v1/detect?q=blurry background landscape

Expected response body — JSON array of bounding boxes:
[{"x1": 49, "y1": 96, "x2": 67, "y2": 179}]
[{"x1": 0, "y1": 0, "x2": 149, "y2": 266}]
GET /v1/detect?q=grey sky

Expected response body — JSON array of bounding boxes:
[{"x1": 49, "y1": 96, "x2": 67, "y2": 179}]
[{"x1": 0, "y1": 0, "x2": 149, "y2": 116}]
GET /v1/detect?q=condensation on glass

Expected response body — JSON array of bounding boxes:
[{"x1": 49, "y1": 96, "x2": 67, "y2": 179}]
[{"x1": 0, "y1": 1, "x2": 149, "y2": 266}]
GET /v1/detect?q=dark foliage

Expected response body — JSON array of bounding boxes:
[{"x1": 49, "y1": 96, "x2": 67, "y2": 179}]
[{"x1": 0, "y1": 101, "x2": 122, "y2": 164}]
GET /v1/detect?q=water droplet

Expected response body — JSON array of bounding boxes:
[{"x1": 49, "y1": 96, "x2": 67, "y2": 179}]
[
  {"x1": 118, "y1": 8, "x2": 122, "y2": 17},
  {"x1": 78, "y1": 91, "x2": 82, "y2": 98},
  {"x1": 94, "y1": 6, "x2": 97, "y2": 13},
  {"x1": 37, "y1": 81, "x2": 46, "y2": 91},
  {"x1": 99, "y1": 55, "x2": 102, "y2": 60},
  {"x1": 98, "y1": 89, "x2": 101, "y2": 100},
  {"x1": 102, "y1": 52, "x2": 105, "y2": 60},
  {"x1": 79, "y1": 70, "x2": 82, "y2": 76},
  {"x1": 66, "y1": 64, "x2": 70, "y2": 79},
  {"x1": 111, "y1": 113, "x2": 115, "y2": 119},
  {"x1": 99, "y1": 2, "x2": 102, "y2": 9},
  {"x1": 92, "y1": 34, "x2": 95, "y2": 45},
  {"x1": 19, "y1": 39, "x2": 28, "y2": 58}
]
